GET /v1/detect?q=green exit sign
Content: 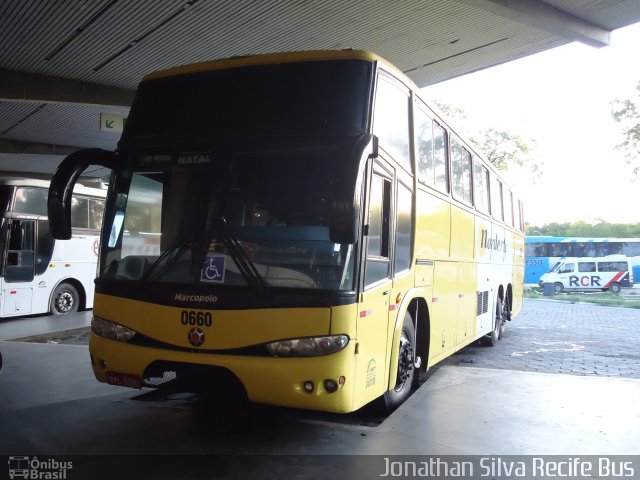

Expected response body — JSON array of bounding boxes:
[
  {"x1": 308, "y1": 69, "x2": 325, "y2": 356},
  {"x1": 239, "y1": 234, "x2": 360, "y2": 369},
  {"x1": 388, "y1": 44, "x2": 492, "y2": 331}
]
[{"x1": 100, "y1": 113, "x2": 127, "y2": 133}]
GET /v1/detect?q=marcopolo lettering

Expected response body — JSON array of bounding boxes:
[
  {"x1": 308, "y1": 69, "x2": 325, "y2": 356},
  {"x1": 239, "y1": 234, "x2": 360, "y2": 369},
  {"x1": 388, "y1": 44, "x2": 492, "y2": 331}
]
[
  {"x1": 569, "y1": 275, "x2": 601, "y2": 287},
  {"x1": 174, "y1": 293, "x2": 218, "y2": 303}
]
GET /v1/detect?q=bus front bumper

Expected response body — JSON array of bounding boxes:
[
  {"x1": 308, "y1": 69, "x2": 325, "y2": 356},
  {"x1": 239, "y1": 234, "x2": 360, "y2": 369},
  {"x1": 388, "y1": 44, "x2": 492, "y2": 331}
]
[{"x1": 89, "y1": 333, "x2": 357, "y2": 413}]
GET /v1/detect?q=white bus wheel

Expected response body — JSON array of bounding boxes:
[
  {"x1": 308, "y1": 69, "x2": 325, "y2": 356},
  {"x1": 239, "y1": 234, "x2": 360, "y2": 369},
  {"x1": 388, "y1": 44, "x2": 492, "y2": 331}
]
[{"x1": 50, "y1": 283, "x2": 80, "y2": 315}]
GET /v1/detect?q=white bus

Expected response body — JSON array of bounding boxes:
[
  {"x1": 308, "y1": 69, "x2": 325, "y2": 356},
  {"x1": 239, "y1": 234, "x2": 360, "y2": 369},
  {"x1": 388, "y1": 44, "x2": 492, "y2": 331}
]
[{"x1": 0, "y1": 178, "x2": 106, "y2": 317}]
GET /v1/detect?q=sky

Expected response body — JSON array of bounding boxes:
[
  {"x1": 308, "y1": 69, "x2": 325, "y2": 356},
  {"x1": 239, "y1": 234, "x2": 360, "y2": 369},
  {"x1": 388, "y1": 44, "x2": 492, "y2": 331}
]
[{"x1": 422, "y1": 22, "x2": 640, "y2": 226}]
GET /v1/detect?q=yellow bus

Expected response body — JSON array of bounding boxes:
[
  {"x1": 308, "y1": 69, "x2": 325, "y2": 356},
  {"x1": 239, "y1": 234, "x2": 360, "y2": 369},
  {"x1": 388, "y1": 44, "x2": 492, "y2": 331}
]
[{"x1": 48, "y1": 50, "x2": 524, "y2": 413}]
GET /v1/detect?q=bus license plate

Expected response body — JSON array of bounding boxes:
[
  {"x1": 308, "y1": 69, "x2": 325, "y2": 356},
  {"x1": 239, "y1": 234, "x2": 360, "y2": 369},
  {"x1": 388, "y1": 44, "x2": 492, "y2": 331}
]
[{"x1": 106, "y1": 372, "x2": 142, "y2": 389}]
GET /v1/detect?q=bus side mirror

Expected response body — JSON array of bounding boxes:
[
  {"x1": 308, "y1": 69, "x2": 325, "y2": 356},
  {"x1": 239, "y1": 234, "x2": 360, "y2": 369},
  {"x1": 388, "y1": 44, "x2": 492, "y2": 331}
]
[{"x1": 48, "y1": 149, "x2": 117, "y2": 239}]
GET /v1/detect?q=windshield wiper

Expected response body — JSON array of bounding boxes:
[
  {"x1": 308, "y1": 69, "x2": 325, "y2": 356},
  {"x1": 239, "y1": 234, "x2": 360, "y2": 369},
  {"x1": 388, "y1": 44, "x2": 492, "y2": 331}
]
[
  {"x1": 140, "y1": 231, "x2": 196, "y2": 282},
  {"x1": 216, "y1": 216, "x2": 269, "y2": 295}
]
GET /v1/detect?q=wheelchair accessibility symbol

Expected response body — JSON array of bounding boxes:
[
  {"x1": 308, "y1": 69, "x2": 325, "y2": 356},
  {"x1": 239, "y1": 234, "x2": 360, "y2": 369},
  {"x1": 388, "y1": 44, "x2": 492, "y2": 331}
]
[{"x1": 201, "y1": 256, "x2": 226, "y2": 283}]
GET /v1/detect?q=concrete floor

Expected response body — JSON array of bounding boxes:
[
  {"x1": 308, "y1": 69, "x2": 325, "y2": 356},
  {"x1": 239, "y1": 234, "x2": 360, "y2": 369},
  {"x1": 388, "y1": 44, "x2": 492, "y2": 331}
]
[{"x1": 1, "y1": 306, "x2": 640, "y2": 479}]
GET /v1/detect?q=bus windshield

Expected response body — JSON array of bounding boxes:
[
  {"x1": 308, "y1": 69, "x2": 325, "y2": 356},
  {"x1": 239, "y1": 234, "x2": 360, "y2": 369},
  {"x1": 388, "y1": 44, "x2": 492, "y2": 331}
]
[{"x1": 101, "y1": 149, "x2": 357, "y2": 291}]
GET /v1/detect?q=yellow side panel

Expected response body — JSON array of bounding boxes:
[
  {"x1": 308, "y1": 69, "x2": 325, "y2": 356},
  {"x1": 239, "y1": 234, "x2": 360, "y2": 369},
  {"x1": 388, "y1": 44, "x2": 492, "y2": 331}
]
[
  {"x1": 352, "y1": 280, "x2": 392, "y2": 409},
  {"x1": 415, "y1": 189, "x2": 450, "y2": 260},
  {"x1": 450, "y1": 205, "x2": 475, "y2": 260},
  {"x1": 429, "y1": 261, "x2": 457, "y2": 363},
  {"x1": 512, "y1": 232, "x2": 525, "y2": 316},
  {"x1": 457, "y1": 262, "x2": 477, "y2": 345}
]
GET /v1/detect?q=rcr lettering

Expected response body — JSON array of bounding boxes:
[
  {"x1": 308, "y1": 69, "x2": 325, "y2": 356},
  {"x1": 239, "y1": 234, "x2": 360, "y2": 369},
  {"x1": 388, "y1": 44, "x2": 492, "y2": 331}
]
[{"x1": 569, "y1": 275, "x2": 601, "y2": 287}]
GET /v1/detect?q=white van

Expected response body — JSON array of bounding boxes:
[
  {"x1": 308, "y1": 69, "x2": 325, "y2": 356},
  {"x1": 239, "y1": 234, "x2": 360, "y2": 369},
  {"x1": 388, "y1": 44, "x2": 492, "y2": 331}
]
[{"x1": 539, "y1": 255, "x2": 634, "y2": 294}]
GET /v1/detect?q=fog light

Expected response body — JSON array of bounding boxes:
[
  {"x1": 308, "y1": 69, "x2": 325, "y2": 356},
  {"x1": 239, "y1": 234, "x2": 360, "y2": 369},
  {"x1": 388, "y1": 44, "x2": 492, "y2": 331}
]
[
  {"x1": 338, "y1": 376, "x2": 346, "y2": 385},
  {"x1": 303, "y1": 381, "x2": 314, "y2": 393},
  {"x1": 324, "y1": 379, "x2": 338, "y2": 393}
]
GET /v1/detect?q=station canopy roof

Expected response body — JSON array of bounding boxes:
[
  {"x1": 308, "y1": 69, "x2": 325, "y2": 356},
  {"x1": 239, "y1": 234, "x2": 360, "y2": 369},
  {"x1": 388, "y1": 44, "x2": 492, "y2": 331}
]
[{"x1": 2, "y1": 0, "x2": 640, "y2": 179}]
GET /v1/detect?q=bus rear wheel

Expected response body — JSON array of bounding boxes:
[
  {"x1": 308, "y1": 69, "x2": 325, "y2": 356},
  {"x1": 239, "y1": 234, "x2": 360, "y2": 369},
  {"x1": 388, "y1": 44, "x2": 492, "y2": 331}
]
[
  {"x1": 383, "y1": 312, "x2": 416, "y2": 411},
  {"x1": 483, "y1": 298, "x2": 504, "y2": 346},
  {"x1": 609, "y1": 282, "x2": 622, "y2": 294},
  {"x1": 50, "y1": 283, "x2": 79, "y2": 315}
]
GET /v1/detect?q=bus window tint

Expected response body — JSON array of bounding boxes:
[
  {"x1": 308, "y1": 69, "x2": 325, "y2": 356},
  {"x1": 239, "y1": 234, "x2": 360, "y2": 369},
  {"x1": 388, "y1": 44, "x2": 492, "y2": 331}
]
[
  {"x1": 578, "y1": 262, "x2": 596, "y2": 272},
  {"x1": 600, "y1": 242, "x2": 623, "y2": 255},
  {"x1": 549, "y1": 242, "x2": 571, "y2": 257},
  {"x1": 526, "y1": 242, "x2": 547, "y2": 257},
  {"x1": 415, "y1": 106, "x2": 435, "y2": 187},
  {"x1": 14, "y1": 187, "x2": 48, "y2": 216},
  {"x1": 558, "y1": 262, "x2": 575, "y2": 274},
  {"x1": 90, "y1": 199, "x2": 105, "y2": 230},
  {"x1": 433, "y1": 124, "x2": 448, "y2": 193},
  {"x1": 450, "y1": 138, "x2": 472, "y2": 204},
  {"x1": 71, "y1": 197, "x2": 89, "y2": 229},
  {"x1": 36, "y1": 219, "x2": 55, "y2": 275},
  {"x1": 491, "y1": 177, "x2": 504, "y2": 221},
  {"x1": 598, "y1": 261, "x2": 628, "y2": 272},
  {"x1": 473, "y1": 160, "x2": 490, "y2": 214},
  {"x1": 394, "y1": 182, "x2": 413, "y2": 274},
  {"x1": 365, "y1": 174, "x2": 391, "y2": 286},
  {"x1": 504, "y1": 190, "x2": 513, "y2": 227},
  {"x1": 373, "y1": 75, "x2": 411, "y2": 172}
]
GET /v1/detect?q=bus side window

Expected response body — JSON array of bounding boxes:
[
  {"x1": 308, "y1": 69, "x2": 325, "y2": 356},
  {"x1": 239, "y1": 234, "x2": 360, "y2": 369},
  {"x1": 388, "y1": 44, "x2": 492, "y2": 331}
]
[
  {"x1": 5, "y1": 219, "x2": 35, "y2": 282},
  {"x1": 373, "y1": 74, "x2": 411, "y2": 173},
  {"x1": 36, "y1": 220, "x2": 55, "y2": 275},
  {"x1": 394, "y1": 181, "x2": 413, "y2": 274},
  {"x1": 364, "y1": 173, "x2": 391, "y2": 286}
]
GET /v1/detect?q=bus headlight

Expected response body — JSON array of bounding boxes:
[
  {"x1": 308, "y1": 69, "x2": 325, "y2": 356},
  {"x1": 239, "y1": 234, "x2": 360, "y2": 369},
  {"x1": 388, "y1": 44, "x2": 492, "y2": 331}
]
[
  {"x1": 265, "y1": 335, "x2": 349, "y2": 357},
  {"x1": 92, "y1": 316, "x2": 137, "y2": 342}
]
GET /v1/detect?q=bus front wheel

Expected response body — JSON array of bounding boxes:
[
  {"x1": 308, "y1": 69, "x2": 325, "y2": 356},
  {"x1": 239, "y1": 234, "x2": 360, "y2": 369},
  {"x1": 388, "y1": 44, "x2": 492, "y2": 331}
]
[
  {"x1": 554, "y1": 282, "x2": 564, "y2": 294},
  {"x1": 50, "y1": 283, "x2": 79, "y2": 315},
  {"x1": 383, "y1": 312, "x2": 416, "y2": 411}
]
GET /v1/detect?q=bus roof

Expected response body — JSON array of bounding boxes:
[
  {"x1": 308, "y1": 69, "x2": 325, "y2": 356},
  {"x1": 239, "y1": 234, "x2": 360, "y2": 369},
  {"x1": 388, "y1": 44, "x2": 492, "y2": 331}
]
[{"x1": 143, "y1": 49, "x2": 400, "y2": 82}]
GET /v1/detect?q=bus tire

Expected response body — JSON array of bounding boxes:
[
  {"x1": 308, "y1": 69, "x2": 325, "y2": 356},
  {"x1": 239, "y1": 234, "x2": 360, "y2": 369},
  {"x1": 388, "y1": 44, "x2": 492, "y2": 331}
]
[
  {"x1": 383, "y1": 312, "x2": 415, "y2": 411},
  {"x1": 483, "y1": 298, "x2": 503, "y2": 347},
  {"x1": 609, "y1": 282, "x2": 621, "y2": 294},
  {"x1": 50, "y1": 283, "x2": 79, "y2": 315},
  {"x1": 554, "y1": 282, "x2": 564, "y2": 294}
]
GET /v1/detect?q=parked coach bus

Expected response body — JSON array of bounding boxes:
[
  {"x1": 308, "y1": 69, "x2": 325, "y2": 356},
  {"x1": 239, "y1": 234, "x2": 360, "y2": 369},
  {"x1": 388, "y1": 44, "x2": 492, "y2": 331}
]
[
  {"x1": 47, "y1": 50, "x2": 524, "y2": 413},
  {"x1": 1, "y1": 177, "x2": 105, "y2": 317},
  {"x1": 525, "y1": 236, "x2": 640, "y2": 285}
]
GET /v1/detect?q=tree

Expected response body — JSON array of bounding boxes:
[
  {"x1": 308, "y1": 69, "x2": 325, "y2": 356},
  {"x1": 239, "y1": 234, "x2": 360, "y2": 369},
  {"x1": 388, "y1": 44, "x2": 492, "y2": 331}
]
[
  {"x1": 526, "y1": 220, "x2": 640, "y2": 237},
  {"x1": 433, "y1": 100, "x2": 539, "y2": 178},
  {"x1": 611, "y1": 81, "x2": 640, "y2": 176},
  {"x1": 470, "y1": 128, "x2": 538, "y2": 176}
]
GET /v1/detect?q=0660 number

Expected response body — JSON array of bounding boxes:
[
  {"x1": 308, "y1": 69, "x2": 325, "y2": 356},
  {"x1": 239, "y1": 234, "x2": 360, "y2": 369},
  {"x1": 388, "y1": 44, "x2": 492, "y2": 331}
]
[{"x1": 181, "y1": 310, "x2": 213, "y2": 327}]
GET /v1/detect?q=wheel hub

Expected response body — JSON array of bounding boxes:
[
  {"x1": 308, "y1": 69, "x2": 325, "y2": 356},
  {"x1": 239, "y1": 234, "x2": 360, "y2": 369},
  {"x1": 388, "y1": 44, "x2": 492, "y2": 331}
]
[
  {"x1": 57, "y1": 292, "x2": 73, "y2": 312},
  {"x1": 396, "y1": 336, "x2": 414, "y2": 387}
]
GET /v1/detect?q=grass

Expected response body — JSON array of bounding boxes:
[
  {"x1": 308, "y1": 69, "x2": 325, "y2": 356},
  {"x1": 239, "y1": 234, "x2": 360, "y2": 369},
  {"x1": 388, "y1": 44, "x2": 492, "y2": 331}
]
[{"x1": 525, "y1": 288, "x2": 640, "y2": 309}]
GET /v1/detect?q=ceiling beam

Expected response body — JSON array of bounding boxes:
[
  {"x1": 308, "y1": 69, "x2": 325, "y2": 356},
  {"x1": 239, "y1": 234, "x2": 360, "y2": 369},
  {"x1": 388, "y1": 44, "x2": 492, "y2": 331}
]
[
  {"x1": 0, "y1": 139, "x2": 80, "y2": 156},
  {"x1": 458, "y1": 0, "x2": 611, "y2": 48},
  {"x1": 0, "y1": 69, "x2": 135, "y2": 107}
]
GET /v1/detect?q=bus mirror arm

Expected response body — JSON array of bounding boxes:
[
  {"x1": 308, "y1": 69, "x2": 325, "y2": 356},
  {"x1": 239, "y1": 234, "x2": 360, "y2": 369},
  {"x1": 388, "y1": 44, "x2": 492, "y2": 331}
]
[
  {"x1": 328, "y1": 134, "x2": 374, "y2": 244},
  {"x1": 48, "y1": 148, "x2": 117, "y2": 239},
  {"x1": 369, "y1": 135, "x2": 379, "y2": 159}
]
